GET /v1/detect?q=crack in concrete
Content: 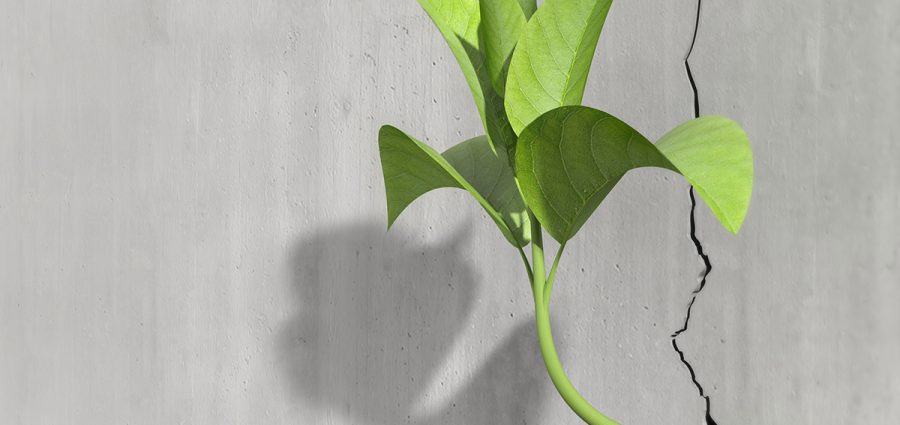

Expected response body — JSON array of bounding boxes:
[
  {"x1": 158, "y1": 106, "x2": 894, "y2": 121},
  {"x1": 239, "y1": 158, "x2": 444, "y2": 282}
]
[
  {"x1": 670, "y1": 0, "x2": 719, "y2": 424},
  {"x1": 671, "y1": 190, "x2": 718, "y2": 425}
]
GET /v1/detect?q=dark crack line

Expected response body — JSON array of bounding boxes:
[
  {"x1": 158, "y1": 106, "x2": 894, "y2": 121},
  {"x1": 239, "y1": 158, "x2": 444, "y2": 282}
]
[
  {"x1": 671, "y1": 190, "x2": 717, "y2": 425},
  {"x1": 684, "y1": 0, "x2": 702, "y2": 119},
  {"x1": 670, "y1": 0, "x2": 719, "y2": 424}
]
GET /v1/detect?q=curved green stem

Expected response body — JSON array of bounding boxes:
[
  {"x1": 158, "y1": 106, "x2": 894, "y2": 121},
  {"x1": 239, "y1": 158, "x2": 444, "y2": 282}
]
[
  {"x1": 534, "y1": 295, "x2": 619, "y2": 425},
  {"x1": 529, "y1": 214, "x2": 619, "y2": 425},
  {"x1": 544, "y1": 241, "x2": 566, "y2": 307},
  {"x1": 529, "y1": 212, "x2": 545, "y2": 293}
]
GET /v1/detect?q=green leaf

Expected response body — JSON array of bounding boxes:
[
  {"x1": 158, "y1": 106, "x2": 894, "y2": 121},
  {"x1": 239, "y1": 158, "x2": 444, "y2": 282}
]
[
  {"x1": 656, "y1": 115, "x2": 753, "y2": 234},
  {"x1": 416, "y1": 0, "x2": 521, "y2": 159},
  {"x1": 479, "y1": 0, "x2": 527, "y2": 95},
  {"x1": 516, "y1": 106, "x2": 753, "y2": 242},
  {"x1": 517, "y1": 0, "x2": 537, "y2": 19},
  {"x1": 379, "y1": 125, "x2": 530, "y2": 246},
  {"x1": 505, "y1": 0, "x2": 613, "y2": 135},
  {"x1": 516, "y1": 106, "x2": 673, "y2": 242}
]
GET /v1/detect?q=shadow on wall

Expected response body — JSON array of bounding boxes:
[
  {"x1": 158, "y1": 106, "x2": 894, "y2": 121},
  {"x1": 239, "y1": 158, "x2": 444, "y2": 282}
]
[{"x1": 278, "y1": 221, "x2": 549, "y2": 424}]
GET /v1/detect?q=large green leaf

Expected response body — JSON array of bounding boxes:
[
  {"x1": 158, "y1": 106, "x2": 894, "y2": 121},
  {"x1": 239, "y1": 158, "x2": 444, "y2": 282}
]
[
  {"x1": 479, "y1": 0, "x2": 527, "y2": 95},
  {"x1": 416, "y1": 0, "x2": 522, "y2": 159},
  {"x1": 515, "y1": 106, "x2": 672, "y2": 242},
  {"x1": 505, "y1": 0, "x2": 613, "y2": 135},
  {"x1": 515, "y1": 106, "x2": 753, "y2": 242},
  {"x1": 656, "y1": 116, "x2": 753, "y2": 234},
  {"x1": 379, "y1": 125, "x2": 530, "y2": 246}
]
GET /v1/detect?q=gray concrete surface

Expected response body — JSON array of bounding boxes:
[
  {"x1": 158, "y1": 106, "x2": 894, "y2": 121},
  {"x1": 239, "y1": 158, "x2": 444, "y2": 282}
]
[{"x1": 1, "y1": 1, "x2": 897, "y2": 424}]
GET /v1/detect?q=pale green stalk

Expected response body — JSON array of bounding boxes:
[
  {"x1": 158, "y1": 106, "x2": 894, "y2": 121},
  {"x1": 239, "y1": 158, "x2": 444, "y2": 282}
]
[{"x1": 528, "y1": 212, "x2": 619, "y2": 425}]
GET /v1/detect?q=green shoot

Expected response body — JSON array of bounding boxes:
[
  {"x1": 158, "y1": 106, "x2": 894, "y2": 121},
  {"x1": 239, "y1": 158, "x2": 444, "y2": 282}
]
[{"x1": 377, "y1": 1, "x2": 753, "y2": 423}]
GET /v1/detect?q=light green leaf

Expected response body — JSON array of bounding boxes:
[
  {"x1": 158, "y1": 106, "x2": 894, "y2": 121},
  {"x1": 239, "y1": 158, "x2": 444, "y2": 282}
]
[
  {"x1": 479, "y1": 0, "x2": 527, "y2": 95},
  {"x1": 416, "y1": 0, "x2": 520, "y2": 159},
  {"x1": 656, "y1": 116, "x2": 753, "y2": 234},
  {"x1": 505, "y1": 0, "x2": 613, "y2": 135},
  {"x1": 516, "y1": 106, "x2": 753, "y2": 242},
  {"x1": 517, "y1": 0, "x2": 537, "y2": 19},
  {"x1": 380, "y1": 125, "x2": 530, "y2": 246}
]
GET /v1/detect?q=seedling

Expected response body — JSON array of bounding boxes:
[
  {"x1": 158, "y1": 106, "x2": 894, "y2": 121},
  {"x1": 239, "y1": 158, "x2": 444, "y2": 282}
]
[{"x1": 377, "y1": 1, "x2": 753, "y2": 424}]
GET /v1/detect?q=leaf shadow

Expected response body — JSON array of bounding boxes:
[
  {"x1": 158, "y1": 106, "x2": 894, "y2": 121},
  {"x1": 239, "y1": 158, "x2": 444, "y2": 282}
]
[{"x1": 277, "y1": 220, "x2": 549, "y2": 424}]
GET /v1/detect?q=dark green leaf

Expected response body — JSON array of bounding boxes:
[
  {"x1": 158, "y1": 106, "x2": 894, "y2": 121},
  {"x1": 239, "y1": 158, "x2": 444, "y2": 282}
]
[
  {"x1": 380, "y1": 125, "x2": 530, "y2": 246},
  {"x1": 517, "y1": 0, "x2": 537, "y2": 19},
  {"x1": 516, "y1": 106, "x2": 672, "y2": 242}
]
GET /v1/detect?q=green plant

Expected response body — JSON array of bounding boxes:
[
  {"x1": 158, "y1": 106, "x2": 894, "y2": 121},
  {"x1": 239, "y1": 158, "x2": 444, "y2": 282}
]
[{"x1": 377, "y1": 0, "x2": 753, "y2": 424}]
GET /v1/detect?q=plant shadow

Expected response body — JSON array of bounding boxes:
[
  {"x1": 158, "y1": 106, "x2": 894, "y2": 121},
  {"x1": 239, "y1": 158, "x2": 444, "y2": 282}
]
[{"x1": 278, "y1": 221, "x2": 549, "y2": 424}]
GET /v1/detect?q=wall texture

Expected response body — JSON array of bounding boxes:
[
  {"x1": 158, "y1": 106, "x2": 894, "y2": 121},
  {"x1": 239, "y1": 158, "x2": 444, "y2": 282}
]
[{"x1": 1, "y1": 1, "x2": 897, "y2": 424}]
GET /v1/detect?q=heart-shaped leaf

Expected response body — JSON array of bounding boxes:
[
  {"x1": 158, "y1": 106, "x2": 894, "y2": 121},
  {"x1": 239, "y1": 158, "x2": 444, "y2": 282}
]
[
  {"x1": 416, "y1": 0, "x2": 523, "y2": 160},
  {"x1": 515, "y1": 106, "x2": 673, "y2": 242},
  {"x1": 380, "y1": 125, "x2": 530, "y2": 246},
  {"x1": 516, "y1": 106, "x2": 753, "y2": 242},
  {"x1": 505, "y1": 0, "x2": 613, "y2": 135}
]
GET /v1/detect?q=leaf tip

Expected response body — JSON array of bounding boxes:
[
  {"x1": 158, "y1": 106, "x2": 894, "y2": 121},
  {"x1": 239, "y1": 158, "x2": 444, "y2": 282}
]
[
  {"x1": 386, "y1": 216, "x2": 397, "y2": 232},
  {"x1": 378, "y1": 124, "x2": 400, "y2": 141}
]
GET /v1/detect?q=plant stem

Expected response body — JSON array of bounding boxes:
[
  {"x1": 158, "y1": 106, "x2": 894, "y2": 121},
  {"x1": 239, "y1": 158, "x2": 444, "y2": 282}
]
[
  {"x1": 543, "y1": 242, "x2": 566, "y2": 307},
  {"x1": 518, "y1": 246, "x2": 534, "y2": 283},
  {"x1": 529, "y1": 212, "x2": 545, "y2": 295},
  {"x1": 528, "y1": 214, "x2": 619, "y2": 425}
]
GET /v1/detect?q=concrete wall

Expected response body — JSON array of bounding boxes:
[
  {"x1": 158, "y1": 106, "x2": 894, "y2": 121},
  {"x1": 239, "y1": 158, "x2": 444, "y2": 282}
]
[{"x1": 1, "y1": 1, "x2": 897, "y2": 424}]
